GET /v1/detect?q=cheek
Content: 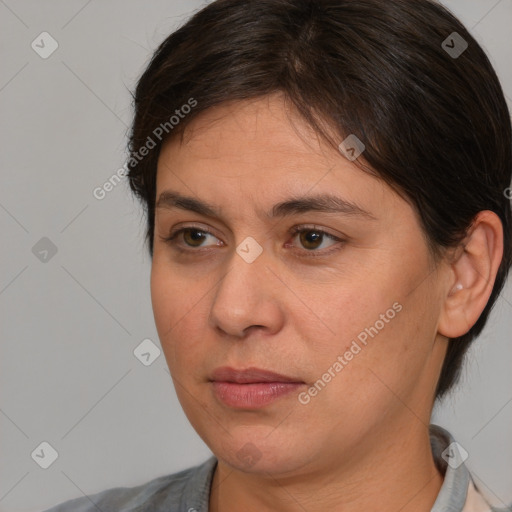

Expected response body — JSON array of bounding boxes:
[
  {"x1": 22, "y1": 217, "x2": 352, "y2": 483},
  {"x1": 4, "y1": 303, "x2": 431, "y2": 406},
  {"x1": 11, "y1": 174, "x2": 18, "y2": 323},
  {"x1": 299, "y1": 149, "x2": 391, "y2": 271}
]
[
  {"x1": 299, "y1": 276, "x2": 399, "y2": 357},
  {"x1": 150, "y1": 264, "x2": 175, "y2": 340},
  {"x1": 301, "y1": 268, "x2": 433, "y2": 398},
  {"x1": 150, "y1": 259, "x2": 201, "y2": 330},
  {"x1": 150, "y1": 262, "x2": 210, "y2": 370},
  {"x1": 151, "y1": 263, "x2": 186, "y2": 363}
]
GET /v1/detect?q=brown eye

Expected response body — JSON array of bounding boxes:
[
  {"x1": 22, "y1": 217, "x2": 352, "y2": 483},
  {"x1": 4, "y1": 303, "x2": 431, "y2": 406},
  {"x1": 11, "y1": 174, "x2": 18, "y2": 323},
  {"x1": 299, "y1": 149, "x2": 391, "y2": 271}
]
[
  {"x1": 285, "y1": 225, "x2": 346, "y2": 259},
  {"x1": 290, "y1": 228, "x2": 340, "y2": 252},
  {"x1": 182, "y1": 228, "x2": 209, "y2": 247},
  {"x1": 298, "y1": 230, "x2": 325, "y2": 250},
  {"x1": 162, "y1": 226, "x2": 221, "y2": 251}
]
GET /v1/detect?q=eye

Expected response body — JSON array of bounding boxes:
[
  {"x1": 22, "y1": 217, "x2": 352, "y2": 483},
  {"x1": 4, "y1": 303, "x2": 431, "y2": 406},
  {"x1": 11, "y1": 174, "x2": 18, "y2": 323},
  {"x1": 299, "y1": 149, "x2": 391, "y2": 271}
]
[
  {"x1": 161, "y1": 226, "x2": 222, "y2": 250},
  {"x1": 286, "y1": 225, "x2": 344, "y2": 256}
]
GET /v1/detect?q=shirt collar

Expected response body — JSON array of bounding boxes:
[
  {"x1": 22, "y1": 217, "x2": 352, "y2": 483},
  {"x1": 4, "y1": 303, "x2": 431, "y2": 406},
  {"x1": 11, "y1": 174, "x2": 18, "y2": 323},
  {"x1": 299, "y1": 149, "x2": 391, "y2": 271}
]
[
  {"x1": 430, "y1": 424, "x2": 471, "y2": 512},
  {"x1": 430, "y1": 424, "x2": 491, "y2": 512},
  {"x1": 180, "y1": 455, "x2": 217, "y2": 512}
]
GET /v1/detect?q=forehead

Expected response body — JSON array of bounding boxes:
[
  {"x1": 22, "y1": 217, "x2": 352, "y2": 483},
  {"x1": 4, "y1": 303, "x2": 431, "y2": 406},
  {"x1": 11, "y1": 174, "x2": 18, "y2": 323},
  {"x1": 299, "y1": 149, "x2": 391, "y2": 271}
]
[
  {"x1": 157, "y1": 95, "x2": 370, "y2": 188},
  {"x1": 154, "y1": 95, "x2": 407, "y2": 227},
  {"x1": 160, "y1": 94, "x2": 331, "y2": 168}
]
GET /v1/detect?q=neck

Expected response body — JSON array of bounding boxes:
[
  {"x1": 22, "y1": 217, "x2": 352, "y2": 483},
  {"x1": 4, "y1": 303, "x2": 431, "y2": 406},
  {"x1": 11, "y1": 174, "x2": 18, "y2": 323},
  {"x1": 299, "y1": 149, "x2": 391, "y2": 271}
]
[{"x1": 209, "y1": 423, "x2": 444, "y2": 512}]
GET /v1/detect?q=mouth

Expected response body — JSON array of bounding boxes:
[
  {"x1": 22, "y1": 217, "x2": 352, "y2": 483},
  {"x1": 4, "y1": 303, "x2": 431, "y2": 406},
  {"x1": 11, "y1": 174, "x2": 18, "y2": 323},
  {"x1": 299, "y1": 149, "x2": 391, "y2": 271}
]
[{"x1": 210, "y1": 366, "x2": 306, "y2": 409}]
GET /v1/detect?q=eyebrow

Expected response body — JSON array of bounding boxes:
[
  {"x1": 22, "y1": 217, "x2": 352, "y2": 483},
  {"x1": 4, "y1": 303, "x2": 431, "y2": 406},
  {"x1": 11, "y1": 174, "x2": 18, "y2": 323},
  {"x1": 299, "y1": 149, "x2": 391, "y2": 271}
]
[{"x1": 155, "y1": 190, "x2": 376, "y2": 220}]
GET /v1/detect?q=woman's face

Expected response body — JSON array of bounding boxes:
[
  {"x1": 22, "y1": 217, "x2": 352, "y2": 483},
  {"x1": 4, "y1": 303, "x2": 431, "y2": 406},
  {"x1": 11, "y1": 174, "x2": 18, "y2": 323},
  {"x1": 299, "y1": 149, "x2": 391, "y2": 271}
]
[{"x1": 151, "y1": 93, "x2": 449, "y2": 476}]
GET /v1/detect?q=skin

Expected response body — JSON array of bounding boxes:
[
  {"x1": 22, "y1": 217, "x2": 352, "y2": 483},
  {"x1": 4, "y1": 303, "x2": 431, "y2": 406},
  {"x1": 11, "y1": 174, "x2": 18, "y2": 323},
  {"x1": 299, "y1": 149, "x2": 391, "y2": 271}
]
[{"x1": 151, "y1": 92, "x2": 503, "y2": 512}]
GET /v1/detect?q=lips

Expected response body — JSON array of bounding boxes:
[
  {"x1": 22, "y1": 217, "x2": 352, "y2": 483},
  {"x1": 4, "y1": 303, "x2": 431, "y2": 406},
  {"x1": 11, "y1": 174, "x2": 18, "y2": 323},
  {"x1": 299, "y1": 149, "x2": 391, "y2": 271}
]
[
  {"x1": 210, "y1": 367, "x2": 305, "y2": 409},
  {"x1": 210, "y1": 366, "x2": 304, "y2": 384}
]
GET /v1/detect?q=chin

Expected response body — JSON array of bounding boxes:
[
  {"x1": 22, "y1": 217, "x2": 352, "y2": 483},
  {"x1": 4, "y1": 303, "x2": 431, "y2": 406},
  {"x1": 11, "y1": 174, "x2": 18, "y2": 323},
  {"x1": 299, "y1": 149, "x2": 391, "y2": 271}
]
[{"x1": 209, "y1": 429, "x2": 311, "y2": 476}]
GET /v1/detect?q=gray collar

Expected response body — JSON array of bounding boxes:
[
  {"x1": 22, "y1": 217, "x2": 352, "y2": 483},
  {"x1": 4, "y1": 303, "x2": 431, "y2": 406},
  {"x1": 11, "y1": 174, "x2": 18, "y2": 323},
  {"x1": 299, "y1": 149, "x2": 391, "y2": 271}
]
[
  {"x1": 180, "y1": 454, "x2": 217, "y2": 512},
  {"x1": 430, "y1": 424, "x2": 471, "y2": 512}
]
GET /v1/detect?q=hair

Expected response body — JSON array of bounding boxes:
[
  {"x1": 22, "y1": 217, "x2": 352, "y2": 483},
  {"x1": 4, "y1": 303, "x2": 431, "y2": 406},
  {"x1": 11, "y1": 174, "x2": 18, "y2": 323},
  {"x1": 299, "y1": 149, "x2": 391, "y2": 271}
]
[{"x1": 126, "y1": 0, "x2": 512, "y2": 400}]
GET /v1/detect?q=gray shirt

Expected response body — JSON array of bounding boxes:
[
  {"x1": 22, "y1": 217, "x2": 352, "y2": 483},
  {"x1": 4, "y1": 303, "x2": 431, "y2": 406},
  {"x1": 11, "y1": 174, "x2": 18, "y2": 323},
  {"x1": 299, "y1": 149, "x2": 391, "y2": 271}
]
[{"x1": 42, "y1": 425, "x2": 508, "y2": 512}]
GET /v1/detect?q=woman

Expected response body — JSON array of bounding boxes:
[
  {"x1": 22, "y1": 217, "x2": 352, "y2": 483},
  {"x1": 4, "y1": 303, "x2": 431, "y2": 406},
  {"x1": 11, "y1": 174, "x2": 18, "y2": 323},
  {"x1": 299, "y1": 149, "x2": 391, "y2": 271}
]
[{"x1": 44, "y1": 0, "x2": 512, "y2": 510}]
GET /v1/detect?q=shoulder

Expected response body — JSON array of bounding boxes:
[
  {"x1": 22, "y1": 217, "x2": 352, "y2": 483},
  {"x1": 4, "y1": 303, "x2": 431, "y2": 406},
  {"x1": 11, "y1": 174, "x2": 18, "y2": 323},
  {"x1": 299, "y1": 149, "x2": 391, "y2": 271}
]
[{"x1": 41, "y1": 456, "x2": 217, "y2": 512}]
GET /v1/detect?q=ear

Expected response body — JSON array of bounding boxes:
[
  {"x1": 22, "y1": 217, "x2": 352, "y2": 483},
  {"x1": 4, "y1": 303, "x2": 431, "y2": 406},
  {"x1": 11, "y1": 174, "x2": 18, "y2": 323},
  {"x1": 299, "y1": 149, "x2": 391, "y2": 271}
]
[{"x1": 438, "y1": 210, "x2": 504, "y2": 339}]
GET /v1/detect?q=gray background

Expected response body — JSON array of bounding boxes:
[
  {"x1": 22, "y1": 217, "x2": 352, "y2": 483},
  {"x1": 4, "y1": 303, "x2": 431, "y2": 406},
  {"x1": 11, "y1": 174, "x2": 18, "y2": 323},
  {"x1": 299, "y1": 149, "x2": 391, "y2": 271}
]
[{"x1": 0, "y1": 1, "x2": 510, "y2": 510}]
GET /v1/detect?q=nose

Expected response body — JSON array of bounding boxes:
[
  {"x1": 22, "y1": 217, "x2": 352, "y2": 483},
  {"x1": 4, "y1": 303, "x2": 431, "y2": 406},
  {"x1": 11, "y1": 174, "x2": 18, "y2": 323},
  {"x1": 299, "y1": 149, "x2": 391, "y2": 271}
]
[{"x1": 208, "y1": 247, "x2": 285, "y2": 339}]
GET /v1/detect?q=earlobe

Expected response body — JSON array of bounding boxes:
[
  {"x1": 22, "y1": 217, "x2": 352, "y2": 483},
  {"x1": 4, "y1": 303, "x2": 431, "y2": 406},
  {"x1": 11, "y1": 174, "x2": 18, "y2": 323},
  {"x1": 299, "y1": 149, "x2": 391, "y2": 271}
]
[{"x1": 438, "y1": 210, "x2": 504, "y2": 339}]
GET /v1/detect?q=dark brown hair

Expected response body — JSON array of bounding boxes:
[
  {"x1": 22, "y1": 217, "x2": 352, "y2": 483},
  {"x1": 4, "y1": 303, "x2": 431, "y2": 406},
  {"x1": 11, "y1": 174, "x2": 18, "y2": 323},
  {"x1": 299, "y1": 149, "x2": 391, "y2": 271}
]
[{"x1": 126, "y1": 0, "x2": 512, "y2": 400}]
